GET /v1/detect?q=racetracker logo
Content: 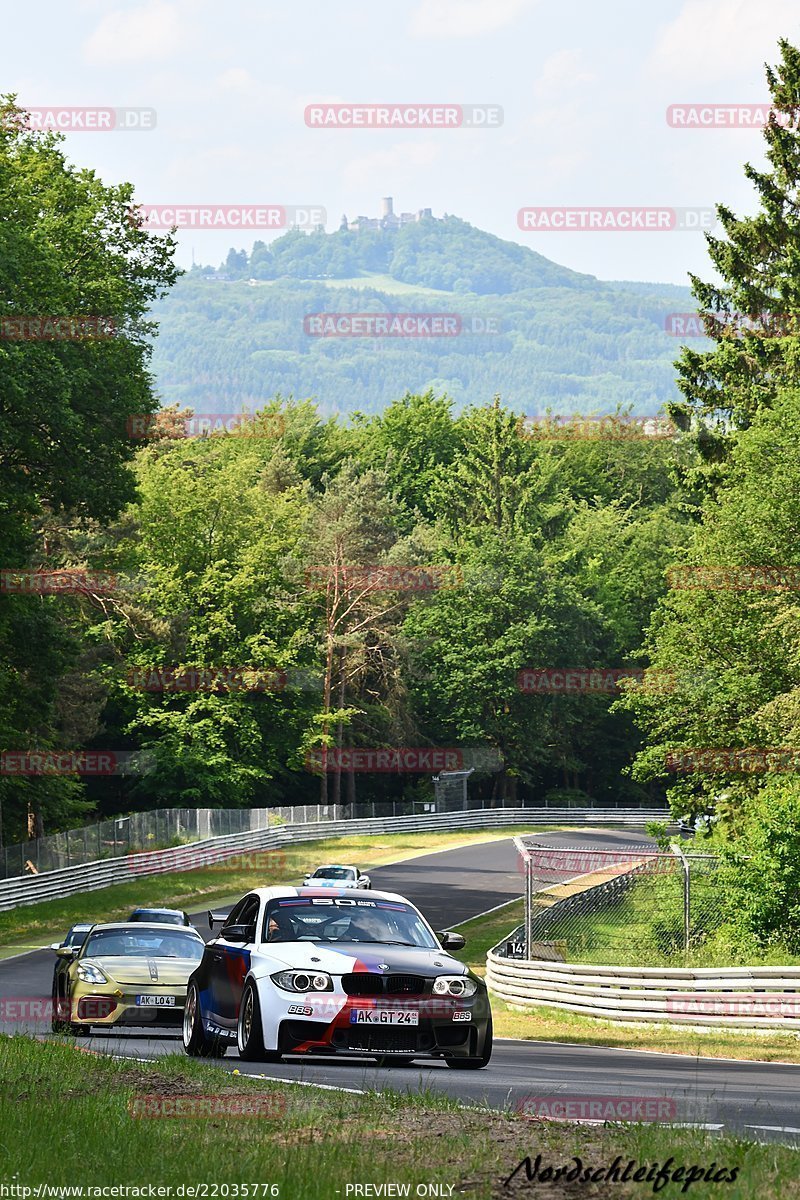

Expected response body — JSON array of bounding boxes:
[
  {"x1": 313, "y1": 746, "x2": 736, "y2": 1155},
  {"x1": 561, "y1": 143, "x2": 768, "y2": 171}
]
[
  {"x1": 129, "y1": 205, "x2": 326, "y2": 230},
  {"x1": 303, "y1": 313, "x2": 500, "y2": 337},
  {"x1": 522, "y1": 414, "x2": 676, "y2": 440},
  {"x1": 667, "y1": 104, "x2": 800, "y2": 129},
  {"x1": 306, "y1": 747, "x2": 464, "y2": 773},
  {"x1": 668, "y1": 565, "x2": 800, "y2": 590},
  {"x1": 129, "y1": 1094, "x2": 285, "y2": 1118},
  {"x1": 125, "y1": 666, "x2": 288, "y2": 693},
  {"x1": 0, "y1": 569, "x2": 119, "y2": 594},
  {"x1": 304, "y1": 103, "x2": 502, "y2": 128},
  {"x1": 517, "y1": 207, "x2": 716, "y2": 232},
  {"x1": 13, "y1": 107, "x2": 157, "y2": 131},
  {"x1": 519, "y1": 849, "x2": 674, "y2": 878},
  {"x1": 128, "y1": 848, "x2": 288, "y2": 876},
  {"x1": 518, "y1": 668, "x2": 674, "y2": 694},
  {"x1": 0, "y1": 316, "x2": 115, "y2": 340},
  {"x1": 666, "y1": 993, "x2": 800, "y2": 1017},
  {"x1": 0, "y1": 751, "x2": 154, "y2": 776},
  {"x1": 665, "y1": 747, "x2": 800, "y2": 773},
  {"x1": 126, "y1": 413, "x2": 286, "y2": 439},
  {"x1": 303, "y1": 564, "x2": 464, "y2": 591},
  {"x1": 517, "y1": 1095, "x2": 677, "y2": 1122},
  {"x1": 664, "y1": 312, "x2": 800, "y2": 338}
]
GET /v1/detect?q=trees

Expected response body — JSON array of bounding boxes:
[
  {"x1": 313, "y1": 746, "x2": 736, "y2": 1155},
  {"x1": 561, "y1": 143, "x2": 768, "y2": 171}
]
[
  {"x1": 0, "y1": 96, "x2": 178, "y2": 843},
  {"x1": 672, "y1": 41, "x2": 800, "y2": 438}
]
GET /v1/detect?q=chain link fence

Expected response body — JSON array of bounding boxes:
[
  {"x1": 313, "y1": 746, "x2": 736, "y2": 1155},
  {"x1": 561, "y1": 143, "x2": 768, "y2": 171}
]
[
  {"x1": 0, "y1": 796, "x2": 668, "y2": 879},
  {"x1": 513, "y1": 840, "x2": 729, "y2": 967}
]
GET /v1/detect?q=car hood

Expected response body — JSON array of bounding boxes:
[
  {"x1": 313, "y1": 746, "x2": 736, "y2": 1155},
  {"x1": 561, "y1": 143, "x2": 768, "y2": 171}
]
[
  {"x1": 260, "y1": 941, "x2": 466, "y2": 976},
  {"x1": 82, "y1": 956, "x2": 199, "y2": 986}
]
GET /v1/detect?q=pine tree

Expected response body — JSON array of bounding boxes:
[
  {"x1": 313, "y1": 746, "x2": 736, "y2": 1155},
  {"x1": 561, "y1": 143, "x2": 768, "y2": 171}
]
[{"x1": 672, "y1": 39, "x2": 800, "y2": 447}]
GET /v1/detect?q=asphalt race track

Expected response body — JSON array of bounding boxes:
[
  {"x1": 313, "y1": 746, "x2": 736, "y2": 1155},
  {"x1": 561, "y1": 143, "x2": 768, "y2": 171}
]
[{"x1": 3, "y1": 827, "x2": 800, "y2": 1146}]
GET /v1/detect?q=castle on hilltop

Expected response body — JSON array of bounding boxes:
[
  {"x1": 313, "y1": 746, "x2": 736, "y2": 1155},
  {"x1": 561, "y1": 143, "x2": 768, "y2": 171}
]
[{"x1": 340, "y1": 197, "x2": 436, "y2": 233}]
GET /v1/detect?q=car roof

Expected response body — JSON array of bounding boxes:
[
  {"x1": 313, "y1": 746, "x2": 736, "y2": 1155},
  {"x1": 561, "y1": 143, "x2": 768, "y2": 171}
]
[
  {"x1": 246, "y1": 885, "x2": 407, "y2": 903},
  {"x1": 308, "y1": 864, "x2": 357, "y2": 871},
  {"x1": 130, "y1": 907, "x2": 186, "y2": 915},
  {"x1": 85, "y1": 921, "x2": 202, "y2": 935}
]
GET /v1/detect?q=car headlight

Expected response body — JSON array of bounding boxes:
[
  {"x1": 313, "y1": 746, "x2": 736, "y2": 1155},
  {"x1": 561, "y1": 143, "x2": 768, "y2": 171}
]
[
  {"x1": 432, "y1": 975, "x2": 477, "y2": 997},
  {"x1": 271, "y1": 970, "x2": 333, "y2": 993},
  {"x1": 77, "y1": 962, "x2": 108, "y2": 985}
]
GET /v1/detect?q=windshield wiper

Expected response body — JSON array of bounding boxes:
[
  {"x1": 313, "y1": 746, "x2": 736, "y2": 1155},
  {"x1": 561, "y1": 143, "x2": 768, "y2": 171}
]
[{"x1": 359, "y1": 939, "x2": 418, "y2": 947}]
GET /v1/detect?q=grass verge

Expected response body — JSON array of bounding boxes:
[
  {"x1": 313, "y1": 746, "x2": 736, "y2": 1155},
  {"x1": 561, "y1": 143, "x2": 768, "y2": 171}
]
[
  {"x1": 451, "y1": 900, "x2": 800, "y2": 1065},
  {"x1": 0, "y1": 826, "x2": 539, "y2": 952},
  {"x1": 1, "y1": 1034, "x2": 796, "y2": 1198}
]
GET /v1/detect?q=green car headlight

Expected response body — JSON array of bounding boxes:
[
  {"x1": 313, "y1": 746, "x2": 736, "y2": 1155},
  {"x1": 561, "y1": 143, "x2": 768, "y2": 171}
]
[{"x1": 77, "y1": 962, "x2": 108, "y2": 985}]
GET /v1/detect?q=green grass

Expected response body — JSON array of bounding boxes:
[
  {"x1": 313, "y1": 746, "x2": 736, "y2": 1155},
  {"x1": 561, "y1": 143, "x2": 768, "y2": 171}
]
[
  {"x1": 532, "y1": 872, "x2": 800, "y2": 969},
  {"x1": 451, "y1": 899, "x2": 800, "y2": 1065},
  {"x1": 0, "y1": 826, "x2": 542, "y2": 951},
  {"x1": 1, "y1": 1035, "x2": 796, "y2": 1198}
]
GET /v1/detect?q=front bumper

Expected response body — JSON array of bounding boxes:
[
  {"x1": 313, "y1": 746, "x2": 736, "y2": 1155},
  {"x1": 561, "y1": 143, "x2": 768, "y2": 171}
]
[
  {"x1": 265, "y1": 990, "x2": 490, "y2": 1058},
  {"x1": 66, "y1": 984, "x2": 187, "y2": 1028}
]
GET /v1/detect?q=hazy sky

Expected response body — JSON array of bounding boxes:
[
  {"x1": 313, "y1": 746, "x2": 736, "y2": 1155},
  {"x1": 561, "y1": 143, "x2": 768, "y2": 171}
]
[{"x1": 4, "y1": 0, "x2": 800, "y2": 285}]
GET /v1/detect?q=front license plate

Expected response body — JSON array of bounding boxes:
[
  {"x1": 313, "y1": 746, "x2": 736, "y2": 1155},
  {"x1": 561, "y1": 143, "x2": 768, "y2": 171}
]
[
  {"x1": 349, "y1": 1009, "x2": 419, "y2": 1026},
  {"x1": 135, "y1": 994, "x2": 176, "y2": 1007}
]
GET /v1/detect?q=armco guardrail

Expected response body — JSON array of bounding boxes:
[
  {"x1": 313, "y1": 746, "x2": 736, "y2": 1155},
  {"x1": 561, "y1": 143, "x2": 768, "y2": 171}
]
[
  {"x1": 485, "y1": 956, "x2": 800, "y2": 1029},
  {"x1": 0, "y1": 807, "x2": 668, "y2": 912}
]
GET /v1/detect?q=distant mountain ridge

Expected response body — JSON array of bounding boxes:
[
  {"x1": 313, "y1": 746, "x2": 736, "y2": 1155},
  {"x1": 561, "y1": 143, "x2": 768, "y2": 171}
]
[{"x1": 150, "y1": 215, "x2": 701, "y2": 417}]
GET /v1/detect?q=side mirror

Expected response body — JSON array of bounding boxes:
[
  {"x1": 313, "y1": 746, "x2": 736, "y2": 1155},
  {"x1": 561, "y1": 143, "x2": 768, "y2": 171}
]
[
  {"x1": 223, "y1": 924, "x2": 254, "y2": 944},
  {"x1": 55, "y1": 945, "x2": 79, "y2": 959},
  {"x1": 438, "y1": 931, "x2": 466, "y2": 951},
  {"x1": 208, "y1": 910, "x2": 228, "y2": 929},
  {"x1": 50, "y1": 942, "x2": 62, "y2": 952}
]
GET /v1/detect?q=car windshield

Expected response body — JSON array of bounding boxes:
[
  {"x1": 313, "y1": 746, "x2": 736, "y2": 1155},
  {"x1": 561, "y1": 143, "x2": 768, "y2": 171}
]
[
  {"x1": 130, "y1": 911, "x2": 183, "y2": 924},
  {"x1": 311, "y1": 867, "x2": 355, "y2": 880},
  {"x1": 65, "y1": 927, "x2": 90, "y2": 947},
  {"x1": 82, "y1": 928, "x2": 204, "y2": 960},
  {"x1": 263, "y1": 898, "x2": 438, "y2": 948}
]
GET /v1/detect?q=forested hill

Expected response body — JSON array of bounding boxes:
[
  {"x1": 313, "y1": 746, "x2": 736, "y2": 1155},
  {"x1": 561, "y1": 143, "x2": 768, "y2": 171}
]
[{"x1": 150, "y1": 216, "x2": 700, "y2": 417}]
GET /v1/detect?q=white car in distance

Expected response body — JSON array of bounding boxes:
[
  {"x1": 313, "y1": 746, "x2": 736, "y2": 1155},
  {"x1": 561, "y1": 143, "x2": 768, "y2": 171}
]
[{"x1": 303, "y1": 864, "x2": 371, "y2": 890}]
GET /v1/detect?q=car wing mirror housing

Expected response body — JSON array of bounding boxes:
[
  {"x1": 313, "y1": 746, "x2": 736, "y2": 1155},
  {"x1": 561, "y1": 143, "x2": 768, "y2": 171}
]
[
  {"x1": 438, "y1": 931, "x2": 466, "y2": 951},
  {"x1": 55, "y1": 945, "x2": 79, "y2": 958},
  {"x1": 223, "y1": 924, "x2": 254, "y2": 943}
]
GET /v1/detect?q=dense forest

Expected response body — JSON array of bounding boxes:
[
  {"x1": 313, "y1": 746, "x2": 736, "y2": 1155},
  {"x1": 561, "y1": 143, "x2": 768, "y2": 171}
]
[
  {"x1": 5, "y1": 38, "x2": 800, "y2": 954},
  {"x1": 150, "y1": 220, "x2": 698, "y2": 417}
]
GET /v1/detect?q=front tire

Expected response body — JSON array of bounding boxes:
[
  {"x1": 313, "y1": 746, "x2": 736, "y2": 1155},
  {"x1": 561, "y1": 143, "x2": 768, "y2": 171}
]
[
  {"x1": 183, "y1": 982, "x2": 226, "y2": 1057},
  {"x1": 237, "y1": 979, "x2": 281, "y2": 1063},
  {"x1": 446, "y1": 1016, "x2": 493, "y2": 1070}
]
